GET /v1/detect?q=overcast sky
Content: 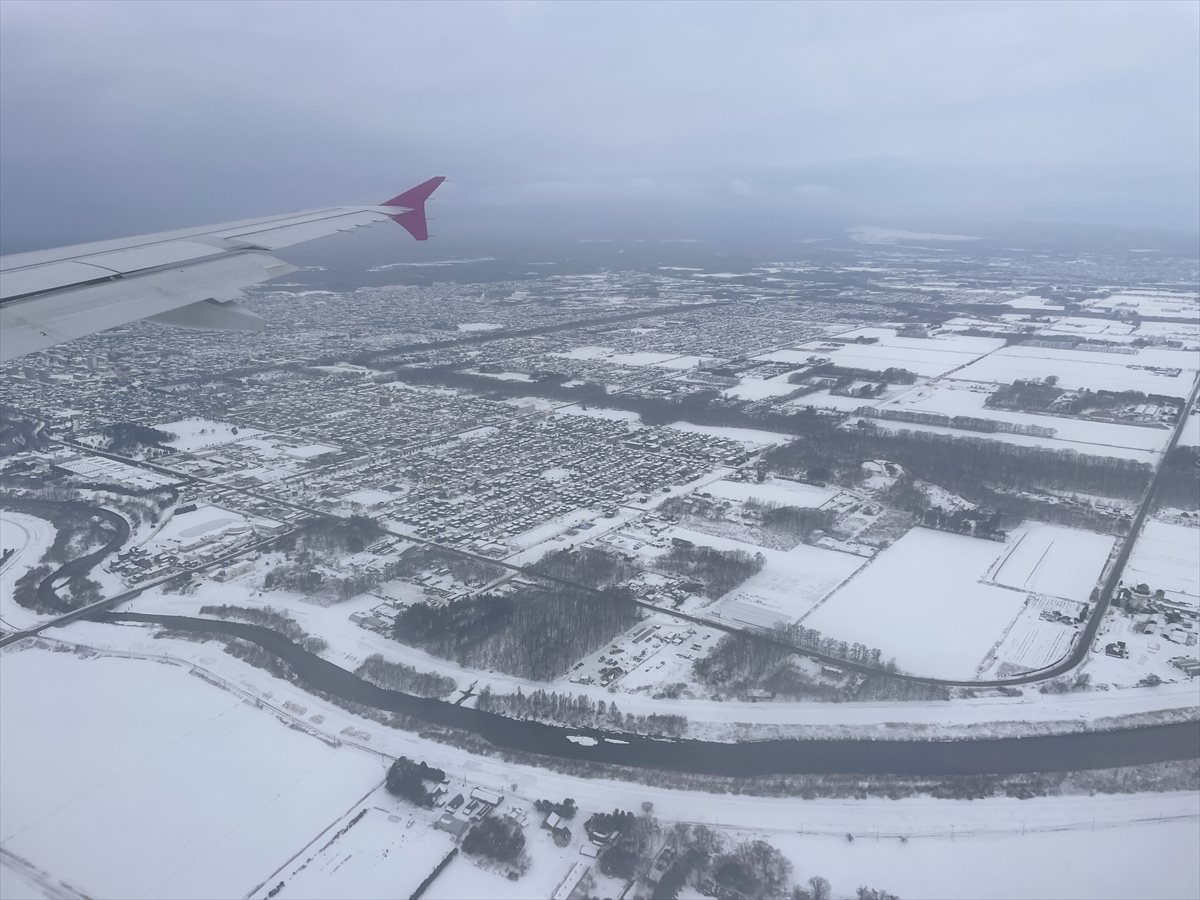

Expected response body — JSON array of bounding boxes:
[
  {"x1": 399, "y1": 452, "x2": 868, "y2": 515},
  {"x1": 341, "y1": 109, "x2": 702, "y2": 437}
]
[{"x1": 2, "y1": 0, "x2": 1197, "y2": 252}]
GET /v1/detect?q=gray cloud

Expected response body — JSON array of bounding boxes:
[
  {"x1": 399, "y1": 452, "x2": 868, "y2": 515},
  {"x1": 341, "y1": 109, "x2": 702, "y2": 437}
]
[{"x1": 2, "y1": 0, "x2": 1197, "y2": 252}]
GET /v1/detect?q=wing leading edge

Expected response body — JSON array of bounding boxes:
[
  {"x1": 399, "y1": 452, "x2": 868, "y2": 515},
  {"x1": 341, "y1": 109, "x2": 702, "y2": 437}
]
[{"x1": 0, "y1": 176, "x2": 445, "y2": 362}]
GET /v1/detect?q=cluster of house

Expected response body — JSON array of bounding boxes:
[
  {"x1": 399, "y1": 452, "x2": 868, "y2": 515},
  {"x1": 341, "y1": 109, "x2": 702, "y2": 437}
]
[{"x1": 432, "y1": 786, "x2": 506, "y2": 840}]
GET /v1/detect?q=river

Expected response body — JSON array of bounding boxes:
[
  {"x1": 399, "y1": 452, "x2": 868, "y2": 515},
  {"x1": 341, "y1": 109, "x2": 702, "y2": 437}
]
[{"x1": 101, "y1": 612, "x2": 1200, "y2": 778}]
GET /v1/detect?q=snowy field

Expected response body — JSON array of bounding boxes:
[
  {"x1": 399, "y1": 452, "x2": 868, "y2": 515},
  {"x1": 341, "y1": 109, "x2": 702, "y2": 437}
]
[
  {"x1": 0, "y1": 512, "x2": 57, "y2": 632},
  {"x1": 757, "y1": 329, "x2": 1003, "y2": 378},
  {"x1": 983, "y1": 595, "x2": 1090, "y2": 676},
  {"x1": 986, "y1": 524, "x2": 1114, "y2": 603},
  {"x1": 1180, "y1": 411, "x2": 1200, "y2": 448},
  {"x1": 1085, "y1": 290, "x2": 1200, "y2": 320},
  {"x1": 862, "y1": 417, "x2": 1160, "y2": 464},
  {"x1": 950, "y1": 345, "x2": 1199, "y2": 395},
  {"x1": 702, "y1": 476, "x2": 839, "y2": 508},
  {"x1": 724, "y1": 374, "x2": 803, "y2": 401},
  {"x1": 665, "y1": 421, "x2": 791, "y2": 449},
  {"x1": 1124, "y1": 520, "x2": 1200, "y2": 607},
  {"x1": 801, "y1": 528, "x2": 1029, "y2": 678},
  {"x1": 877, "y1": 381, "x2": 1174, "y2": 455},
  {"x1": 713, "y1": 541, "x2": 867, "y2": 627},
  {"x1": 267, "y1": 800, "x2": 456, "y2": 899},
  {"x1": 0, "y1": 650, "x2": 385, "y2": 900},
  {"x1": 767, "y1": 817, "x2": 1199, "y2": 900},
  {"x1": 157, "y1": 418, "x2": 260, "y2": 451}
]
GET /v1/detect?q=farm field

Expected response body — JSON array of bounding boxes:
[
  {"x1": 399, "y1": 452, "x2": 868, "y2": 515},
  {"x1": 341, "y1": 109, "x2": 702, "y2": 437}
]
[
  {"x1": 862, "y1": 417, "x2": 1160, "y2": 463},
  {"x1": 701, "y1": 476, "x2": 840, "y2": 508},
  {"x1": 981, "y1": 595, "x2": 1087, "y2": 677},
  {"x1": 949, "y1": 345, "x2": 1199, "y2": 395},
  {"x1": 0, "y1": 649, "x2": 385, "y2": 900},
  {"x1": 986, "y1": 524, "x2": 1114, "y2": 603},
  {"x1": 876, "y1": 381, "x2": 1174, "y2": 454},
  {"x1": 1124, "y1": 519, "x2": 1200, "y2": 608},
  {"x1": 268, "y1": 798, "x2": 456, "y2": 900},
  {"x1": 712, "y1": 540, "x2": 868, "y2": 627},
  {"x1": 800, "y1": 528, "x2": 1030, "y2": 679},
  {"x1": 757, "y1": 332, "x2": 997, "y2": 379}
]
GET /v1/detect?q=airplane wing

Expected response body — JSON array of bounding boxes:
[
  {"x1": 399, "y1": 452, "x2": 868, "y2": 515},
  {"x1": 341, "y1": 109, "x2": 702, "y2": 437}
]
[{"x1": 0, "y1": 176, "x2": 445, "y2": 363}]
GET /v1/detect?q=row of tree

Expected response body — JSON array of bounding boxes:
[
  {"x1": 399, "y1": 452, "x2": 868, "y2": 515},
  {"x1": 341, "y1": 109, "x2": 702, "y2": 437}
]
[
  {"x1": 353, "y1": 653, "x2": 458, "y2": 698},
  {"x1": 474, "y1": 686, "x2": 689, "y2": 737},
  {"x1": 199, "y1": 604, "x2": 328, "y2": 654}
]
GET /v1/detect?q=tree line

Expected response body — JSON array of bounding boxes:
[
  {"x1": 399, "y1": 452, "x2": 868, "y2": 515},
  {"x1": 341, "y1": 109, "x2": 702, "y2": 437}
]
[
  {"x1": 354, "y1": 653, "x2": 458, "y2": 699},
  {"x1": 474, "y1": 686, "x2": 689, "y2": 737},
  {"x1": 393, "y1": 584, "x2": 640, "y2": 680},
  {"x1": 655, "y1": 541, "x2": 765, "y2": 598},
  {"x1": 199, "y1": 604, "x2": 329, "y2": 654},
  {"x1": 767, "y1": 423, "x2": 1152, "y2": 502}
]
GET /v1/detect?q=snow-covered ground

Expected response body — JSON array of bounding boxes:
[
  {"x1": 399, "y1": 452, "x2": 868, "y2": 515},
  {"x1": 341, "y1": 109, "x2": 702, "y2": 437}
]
[
  {"x1": 876, "y1": 380, "x2": 1175, "y2": 455},
  {"x1": 861, "y1": 417, "x2": 1161, "y2": 464},
  {"x1": 758, "y1": 330, "x2": 1003, "y2": 379},
  {"x1": 0, "y1": 511, "x2": 57, "y2": 633},
  {"x1": 157, "y1": 418, "x2": 260, "y2": 451},
  {"x1": 724, "y1": 374, "x2": 802, "y2": 401},
  {"x1": 665, "y1": 421, "x2": 791, "y2": 449},
  {"x1": 4, "y1": 636, "x2": 1195, "y2": 900},
  {"x1": 801, "y1": 528, "x2": 1032, "y2": 679},
  {"x1": 986, "y1": 524, "x2": 1114, "y2": 603},
  {"x1": 701, "y1": 476, "x2": 840, "y2": 508},
  {"x1": 712, "y1": 541, "x2": 867, "y2": 627},
  {"x1": 950, "y1": 344, "x2": 1199, "y2": 395},
  {"x1": 1180, "y1": 410, "x2": 1200, "y2": 448},
  {"x1": 0, "y1": 649, "x2": 385, "y2": 900},
  {"x1": 1124, "y1": 520, "x2": 1200, "y2": 608}
]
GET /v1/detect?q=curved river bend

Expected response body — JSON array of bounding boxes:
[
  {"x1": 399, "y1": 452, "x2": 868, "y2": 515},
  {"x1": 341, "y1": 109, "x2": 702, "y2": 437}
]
[{"x1": 102, "y1": 613, "x2": 1200, "y2": 777}]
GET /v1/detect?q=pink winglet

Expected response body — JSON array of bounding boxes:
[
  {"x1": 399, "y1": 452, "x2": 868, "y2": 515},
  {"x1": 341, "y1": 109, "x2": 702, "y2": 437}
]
[{"x1": 382, "y1": 176, "x2": 446, "y2": 241}]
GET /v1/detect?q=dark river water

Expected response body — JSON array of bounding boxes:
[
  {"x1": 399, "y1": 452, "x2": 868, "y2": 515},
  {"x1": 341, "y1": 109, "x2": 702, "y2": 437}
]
[{"x1": 102, "y1": 613, "x2": 1200, "y2": 777}]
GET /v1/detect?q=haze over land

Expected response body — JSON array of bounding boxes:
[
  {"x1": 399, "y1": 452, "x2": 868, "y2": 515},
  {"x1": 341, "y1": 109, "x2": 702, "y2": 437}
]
[{"x1": 1, "y1": 1, "x2": 1198, "y2": 253}]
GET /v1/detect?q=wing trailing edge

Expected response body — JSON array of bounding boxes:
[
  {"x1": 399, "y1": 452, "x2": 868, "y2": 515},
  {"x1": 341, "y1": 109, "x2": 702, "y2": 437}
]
[{"x1": 0, "y1": 176, "x2": 446, "y2": 361}]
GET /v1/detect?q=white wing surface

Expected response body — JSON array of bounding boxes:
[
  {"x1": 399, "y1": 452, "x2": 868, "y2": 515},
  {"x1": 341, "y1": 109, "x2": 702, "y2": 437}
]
[{"x1": 0, "y1": 176, "x2": 444, "y2": 362}]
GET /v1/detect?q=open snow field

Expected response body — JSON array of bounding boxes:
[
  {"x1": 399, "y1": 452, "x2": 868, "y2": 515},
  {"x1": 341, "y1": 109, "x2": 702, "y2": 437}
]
[
  {"x1": 0, "y1": 512, "x2": 56, "y2": 632},
  {"x1": 1085, "y1": 290, "x2": 1200, "y2": 320},
  {"x1": 861, "y1": 417, "x2": 1160, "y2": 464},
  {"x1": 266, "y1": 798, "x2": 456, "y2": 900},
  {"x1": 701, "y1": 476, "x2": 840, "y2": 508},
  {"x1": 724, "y1": 374, "x2": 802, "y2": 401},
  {"x1": 665, "y1": 421, "x2": 791, "y2": 449},
  {"x1": 766, "y1": 817, "x2": 1200, "y2": 900},
  {"x1": 157, "y1": 418, "x2": 260, "y2": 451},
  {"x1": 877, "y1": 381, "x2": 1174, "y2": 455},
  {"x1": 986, "y1": 524, "x2": 1114, "y2": 603},
  {"x1": 1181, "y1": 410, "x2": 1200, "y2": 448},
  {"x1": 713, "y1": 543, "x2": 868, "y2": 627},
  {"x1": 757, "y1": 329, "x2": 1003, "y2": 378},
  {"x1": 0, "y1": 649, "x2": 385, "y2": 900},
  {"x1": 950, "y1": 344, "x2": 1199, "y2": 396},
  {"x1": 1124, "y1": 519, "x2": 1200, "y2": 607},
  {"x1": 801, "y1": 528, "x2": 1029, "y2": 679},
  {"x1": 982, "y1": 595, "x2": 1088, "y2": 676}
]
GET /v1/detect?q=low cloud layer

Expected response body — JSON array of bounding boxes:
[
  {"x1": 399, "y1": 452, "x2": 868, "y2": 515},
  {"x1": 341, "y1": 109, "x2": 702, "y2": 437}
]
[{"x1": 2, "y1": 1, "x2": 1197, "y2": 252}]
